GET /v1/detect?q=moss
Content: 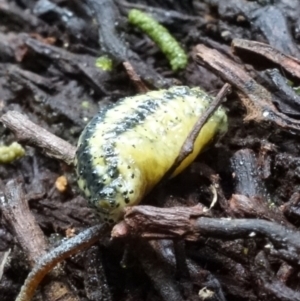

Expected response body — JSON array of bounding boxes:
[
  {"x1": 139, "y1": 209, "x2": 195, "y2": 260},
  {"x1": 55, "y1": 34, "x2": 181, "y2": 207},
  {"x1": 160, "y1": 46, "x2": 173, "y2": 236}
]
[
  {"x1": 81, "y1": 100, "x2": 90, "y2": 109},
  {"x1": 128, "y1": 9, "x2": 188, "y2": 71},
  {"x1": 95, "y1": 55, "x2": 113, "y2": 71},
  {"x1": 0, "y1": 142, "x2": 25, "y2": 164}
]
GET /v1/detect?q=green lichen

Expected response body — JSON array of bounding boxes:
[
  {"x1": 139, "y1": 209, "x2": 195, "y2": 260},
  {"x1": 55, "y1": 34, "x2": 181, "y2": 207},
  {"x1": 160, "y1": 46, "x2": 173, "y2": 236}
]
[
  {"x1": 286, "y1": 79, "x2": 300, "y2": 95},
  {"x1": 95, "y1": 55, "x2": 113, "y2": 71},
  {"x1": 81, "y1": 100, "x2": 90, "y2": 109},
  {"x1": 293, "y1": 86, "x2": 300, "y2": 95},
  {"x1": 128, "y1": 9, "x2": 188, "y2": 71},
  {"x1": 0, "y1": 142, "x2": 25, "y2": 164}
]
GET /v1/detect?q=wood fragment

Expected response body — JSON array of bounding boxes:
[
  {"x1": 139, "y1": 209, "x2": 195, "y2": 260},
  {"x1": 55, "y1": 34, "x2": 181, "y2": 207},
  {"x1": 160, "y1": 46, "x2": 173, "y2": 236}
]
[
  {"x1": 15, "y1": 224, "x2": 109, "y2": 301},
  {"x1": 0, "y1": 111, "x2": 76, "y2": 165},
  {"x1": 84, "y1": 246, "x2": 112, "y2": 301},
  {"x1": 194, "y1": 44, "x2": 300, "y2": 131},
  {"x1": 230, "y1": 149, "x2": 267, "y2": 199},
  {"x1": 113, "y1": 205, "x2": 300, "y2": 265},
  {"x1": 2, "y1": 178, "x2": 48, "y2": 266},
  {"x1": 86, "y1": 0, "x2": 170, "y2": 88},
  {"x1": 137, "y1": 240, "x2": 185, "y2": 301},
  {"x1": 123, "y1": 61, "x2": 149, "y2": 92},
  {"x1": 232, "y1": 39, "x2": 300, "y2": 79},
  {"x1": 2, "y1": 178, "x2": 81, "y2": 301}
]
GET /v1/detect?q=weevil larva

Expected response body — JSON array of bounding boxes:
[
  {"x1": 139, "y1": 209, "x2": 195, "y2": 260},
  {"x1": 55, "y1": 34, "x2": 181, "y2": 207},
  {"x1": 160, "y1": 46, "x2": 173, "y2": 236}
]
[{"x1": 75, "y1": 86, "x2": 227, "y2": 223}]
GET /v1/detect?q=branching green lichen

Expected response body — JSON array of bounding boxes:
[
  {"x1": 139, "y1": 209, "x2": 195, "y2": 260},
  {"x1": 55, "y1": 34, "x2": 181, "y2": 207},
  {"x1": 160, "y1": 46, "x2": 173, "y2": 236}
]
[
  {"x1": 0, "y1": 142, "x2": 25, "y2": 164},
  {"x1": 128, "y1": 9, "x2": 188, "y2": 71}
]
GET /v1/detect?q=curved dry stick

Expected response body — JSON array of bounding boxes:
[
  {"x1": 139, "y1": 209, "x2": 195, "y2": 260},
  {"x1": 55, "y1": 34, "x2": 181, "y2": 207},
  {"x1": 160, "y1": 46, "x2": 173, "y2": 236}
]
[
  {"x1": 15, "y1": 224, "x2": 109, "y2": 301},
  {"x1": 232, "y1": 39, "x2": 300, "y2": 79}
]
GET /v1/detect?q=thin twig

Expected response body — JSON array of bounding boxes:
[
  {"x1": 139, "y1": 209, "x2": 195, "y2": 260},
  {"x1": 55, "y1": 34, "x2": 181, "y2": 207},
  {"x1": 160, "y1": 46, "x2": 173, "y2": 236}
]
[
  {"x1": 123, "y1": 61, "x2": 149, "y2": 93},
  {"x1": 161, "y1": 83, "x2": 231, "y2": 182},
  {"x1": 15, "y1": 224, "x2": 109, "y2": 301},
  {"x1": 0, "y1": 111, "x2": 76, "y2": 165}
]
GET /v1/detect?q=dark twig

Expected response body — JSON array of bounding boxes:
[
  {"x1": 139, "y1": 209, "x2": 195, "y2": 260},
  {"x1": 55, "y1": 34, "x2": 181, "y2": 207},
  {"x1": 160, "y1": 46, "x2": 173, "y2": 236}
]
[
  {"x1": 85, "y1": 0, "x2": 127, "y2": 62},
  {"x1": 230, "y1": 149, "x2": 267, "y2": 199},
  {"x1": 230, "y1": 149, "x2": 293, "y2": 228},
  {"x1": 84, "y1": 246, "x2": 112, "y2": 301},
  {"x1": 0, "y1": 111, "x2": 76, "y2": 165},
  {"x1": 232, "y1": 39, "x2": 300, "y2": 79},
  {"x1": 15, "y1": 224, "x2": 109, "y2": 301},
  {"x1": 123, "y1": 61, "x2": 149, "y2": 93},
  {"x1": 194, "y1": 44, "x2": 300, "y2": 131},
  {"x1": 137, "y1": 240, "x2": 184, "y2": 301},
  {"x1": 113, "y1": 205, "x2": 300, "y2": 265},
  {"x1": 112, "y1": 204, "x2": 209, "y2": 239},
  {"x1": 85, "y1": 0, "x2": 170, "y2": 88},
  {"x1": 160, "y1": 83, "x2": 231, "y2": 183},
  {"x1": 24, "y1": 37, "x2": 110, "y2": 95}
]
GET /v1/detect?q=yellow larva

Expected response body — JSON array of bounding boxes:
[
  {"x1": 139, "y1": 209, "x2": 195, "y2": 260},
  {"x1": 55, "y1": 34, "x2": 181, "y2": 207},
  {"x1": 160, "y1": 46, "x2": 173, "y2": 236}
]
[{"x1": 75, "y1": 86, "x2": 227, "y2": 223}]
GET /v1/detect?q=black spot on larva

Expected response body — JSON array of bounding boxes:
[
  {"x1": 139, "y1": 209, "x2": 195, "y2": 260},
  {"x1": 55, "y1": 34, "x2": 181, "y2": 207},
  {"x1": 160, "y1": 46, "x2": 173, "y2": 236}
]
[
  {"x1": 125, "y1": 197, "x2": 130, "y2": 204},
  {"x1": 131, "y1": 174, "x2": 135, "y2": 179},
  {"x1": 108, "y1": 168, "x2": 118, "y2": 178},
  {"x1": 129, "y1": 190, "x2": 134, "y2": 194},
  {"x1": 163, "y1": 92, "x2": 174, "y2": 100},
  {"x1": 103, "y1": 143, "x2": 115, "y2": 156},
  {"x1": 111, "y1": 99, "x2": 160, "y2": 136}
]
